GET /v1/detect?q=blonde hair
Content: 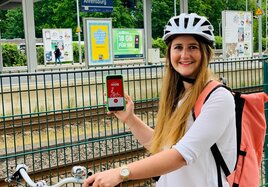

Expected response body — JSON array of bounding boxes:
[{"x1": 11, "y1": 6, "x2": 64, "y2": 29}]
[{"x1": 150, "y1": 36, "x2": 214, "y2": 154}]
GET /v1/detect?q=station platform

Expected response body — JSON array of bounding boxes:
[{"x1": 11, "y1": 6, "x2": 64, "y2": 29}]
[{"x1": 0, "y1": 58, "x2": 166, "y2": 74}]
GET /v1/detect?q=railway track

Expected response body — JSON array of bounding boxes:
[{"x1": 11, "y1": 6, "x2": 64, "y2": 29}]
[
  {"x1": 0, "y1": 100, "x2": 159, "y2": 136},
  {"x1": 0, "y1": 100, "x2": 158, "y2": 186}
]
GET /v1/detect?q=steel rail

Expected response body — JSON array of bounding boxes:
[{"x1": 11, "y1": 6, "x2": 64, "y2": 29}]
[{"x1": 0, "y1": 100, "x2": 159, "y2": 135}]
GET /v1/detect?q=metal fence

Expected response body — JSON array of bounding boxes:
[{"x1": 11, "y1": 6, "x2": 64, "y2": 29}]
[{"x1": 0, "y1": 57, "x2": 267, "y2": 186}]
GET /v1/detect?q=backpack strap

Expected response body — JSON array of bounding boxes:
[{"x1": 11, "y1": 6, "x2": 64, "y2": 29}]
[
  {"x1": 193, "y1": 80, "x2": 231, "y2": 187},
  {"x1": 211, "y1": 144, "x2": 231, "y2": 187},
  {"x1": 193, "y1": 80, "x2": 223, "y2": 119}
]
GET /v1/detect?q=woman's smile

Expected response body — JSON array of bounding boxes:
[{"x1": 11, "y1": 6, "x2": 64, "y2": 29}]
[{"x1": 179, "y1": 61, "x2": 194, "y2": 65}]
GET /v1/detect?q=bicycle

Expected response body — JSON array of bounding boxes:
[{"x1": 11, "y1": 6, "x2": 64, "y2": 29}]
[{"x1": 5, "y1": 164, "x2": 93, "y2": 187}]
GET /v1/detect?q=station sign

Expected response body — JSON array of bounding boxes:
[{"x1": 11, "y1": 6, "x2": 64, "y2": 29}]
[{"x1": 81, "y1": 0, "x2": 113, "y2": 12}]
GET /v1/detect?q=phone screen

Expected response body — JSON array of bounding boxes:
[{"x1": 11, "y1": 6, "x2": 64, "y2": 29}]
[{"x1": 106, "y1": 75, "x2": 125, "y2": 111}]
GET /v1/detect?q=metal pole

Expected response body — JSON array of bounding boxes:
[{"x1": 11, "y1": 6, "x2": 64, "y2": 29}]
[
  {"x1": 180, "y1": 0, "x2": 188, "y2": 14},
  {"x1": 265, "y1": 0, "x2": 268, "y2": 53},
  {"x1": 76, "y1": 0, "x2": 82, "y2": 65},
  {"x1": 263, "y1": 2, "x2": 268, "y2": 183},
  {"x1": 246, "y1": 0, "x2": 248, "y2": 11},
  {"x1": 218, "y1": 19, "x2": 221, "y2": 37},
  {"x1": 258, "y1": 0, "x2": 262, "y2": 57},
  {"x1": 22, "y1": 0, "x2": 37, "y2": 73},
  {"x1": 264, "y1": 57, "x2": 268, "y2": 186},
  {"x1": 0, "y1": 27, "x2": 3, "y2": 72},
  {"x1": 174, "y1": 0, "x2": 176, "y2": 16},
  {"x1": 143, "y1": 0, "x2": 152, "y2": 65}
]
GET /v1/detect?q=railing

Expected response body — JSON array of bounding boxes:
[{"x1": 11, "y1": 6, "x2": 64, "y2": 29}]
[{"x1": 0, "y1": 57, "x2": 267, "y2": 186}]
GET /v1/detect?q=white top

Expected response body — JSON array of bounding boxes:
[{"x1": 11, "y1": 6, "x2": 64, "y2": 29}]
[{"x1": 156, "y1": 87, "x2": 237, "y2": 187}]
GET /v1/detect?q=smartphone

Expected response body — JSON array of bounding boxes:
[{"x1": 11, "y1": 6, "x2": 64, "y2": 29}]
[{"x1": 106, "y1": 75, "x2": 125, "y2": 111}]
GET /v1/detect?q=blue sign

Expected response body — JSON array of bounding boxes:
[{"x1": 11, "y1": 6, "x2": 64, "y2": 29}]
[{"x1": 81, "y1": 0, "x2": 113, "y2": 12}]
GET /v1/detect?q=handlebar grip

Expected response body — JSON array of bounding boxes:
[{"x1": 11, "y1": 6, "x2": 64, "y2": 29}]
[
  {"x1": 86, "y1": 171, "x2": 93, "y2": 186},
  {"x1": 87, "y1": 170, "x2": 93, "y2": 177},
  {"x1": 5, "y1": 169, "x2": 22, "y2": 184}
]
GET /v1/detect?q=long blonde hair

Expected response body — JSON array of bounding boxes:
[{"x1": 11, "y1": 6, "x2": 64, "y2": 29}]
[{"x1": 150, "y1": 36, "x2": 214, "y2": 154}]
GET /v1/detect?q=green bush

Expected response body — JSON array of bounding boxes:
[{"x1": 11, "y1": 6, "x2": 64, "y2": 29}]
[
  {"x1": 2, "y1": 43, "x2": 26, "y2": 67},
  {"x1": 214, "y1": 36, "x2": 222, "y2": 49},
  {"x1": 262, "y1": 37, "x2": 266, "y2": 51},
  {"x1": 36, "y1": 46, "x2": 44, "y2": 65},
  {"x1": 72, "y1": 42, "x2": 85, "y2": 63},
  {"x1": 253, "y1": 37, "x2": 266, "y2": 52},
  {"x1": 1, "y1": 43, "x2": 86, "y2": 67},
  {"x1": 2, "y1": 43, "x2": 46, "y2": 66},
  {"x1": 152, "y1": 37, "x2": 167, "y2": 58}
]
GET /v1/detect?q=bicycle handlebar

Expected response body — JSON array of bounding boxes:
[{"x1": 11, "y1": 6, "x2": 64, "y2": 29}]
[{"x1": 5, "y1": 164, "x2": 91, "y2": 187}]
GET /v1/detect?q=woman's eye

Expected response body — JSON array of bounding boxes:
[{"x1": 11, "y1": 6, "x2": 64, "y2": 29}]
[
  {"x1": 189, "y1": 45, "x2": 199, "y2": 50},
  {"x1": 174, "y1": 45, "x2": 182, "y2": 50}
]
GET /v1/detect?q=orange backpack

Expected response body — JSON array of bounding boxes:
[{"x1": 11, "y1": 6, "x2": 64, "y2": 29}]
[{"x1": 194, "y1": 80, "x2": 268, "y2": 187}]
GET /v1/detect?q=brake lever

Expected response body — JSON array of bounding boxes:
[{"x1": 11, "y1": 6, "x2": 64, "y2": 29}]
[{"x1": 5, "y1": 169, "x2": 22, "y2": 186}]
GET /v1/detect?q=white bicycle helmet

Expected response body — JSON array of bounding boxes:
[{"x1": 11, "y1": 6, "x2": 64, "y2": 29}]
[{"x1": 163, "y1": 13, "x2": 214, "y2": 44}]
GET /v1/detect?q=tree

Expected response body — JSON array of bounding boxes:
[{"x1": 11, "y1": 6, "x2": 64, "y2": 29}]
[
  {"x1": 2, "y1": 9, "x2": 24, "y2": 39},
  {"x1": 151, "y1": 1, "x2": 174, "y2": 39},
  {"x1": 0, "y1": 0, "x2": 263, "y2": 40},
  {"x1": 34, "y1": 0, "x2": 77, "y2": 38}
]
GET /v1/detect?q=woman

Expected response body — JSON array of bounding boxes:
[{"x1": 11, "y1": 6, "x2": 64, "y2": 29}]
[{"x1": 84, "y1": 13, "x2": 236, "y2": 187}]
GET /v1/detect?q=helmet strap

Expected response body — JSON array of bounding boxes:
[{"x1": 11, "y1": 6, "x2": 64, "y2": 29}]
[{"x1": 180, "y1": 75, "x2": 196, "y2": 84}]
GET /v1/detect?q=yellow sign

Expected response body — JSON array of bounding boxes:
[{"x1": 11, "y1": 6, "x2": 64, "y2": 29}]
[
  {"x1": 85, "y1": 19, "x2": 113, "y2": 65},
  {"x1": 76, "y1": 26, "x2": 81, "y2": 33},
  {"x1": 255, "y1": 7, "x2": 263, "y2": 16},
  {"x1": 90, "y1": 25, "x2": 110, "y2": 62}
]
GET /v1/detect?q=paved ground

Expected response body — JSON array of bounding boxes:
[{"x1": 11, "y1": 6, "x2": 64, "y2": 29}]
[{"x1": 1, "y1": 63, "x2": 86, "y2": 74}]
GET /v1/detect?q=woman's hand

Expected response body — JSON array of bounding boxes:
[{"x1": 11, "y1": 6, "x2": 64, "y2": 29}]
[
  {"x1": 107, "y1": 94, "x2": 135, "y2": 124},
  {"x1": 83, "y1": 168, "x2": 122, "y2": 187}
]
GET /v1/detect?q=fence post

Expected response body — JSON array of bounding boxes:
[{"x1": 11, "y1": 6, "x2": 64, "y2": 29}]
[{"x1": 263, "y1": 56, "x2": 268, "y2": 186}]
